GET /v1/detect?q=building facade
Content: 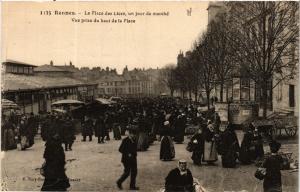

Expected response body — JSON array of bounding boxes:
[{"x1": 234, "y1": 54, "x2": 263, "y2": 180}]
[
  {"x1": 94, "y1": 66, "x2": 161, "y2": 98},
  {"x1": 206, "y1": 2, "x2": 298, "y2": 122},
  {"x1": 2, "y1": 60, "x2": 97, "y2": 115}
]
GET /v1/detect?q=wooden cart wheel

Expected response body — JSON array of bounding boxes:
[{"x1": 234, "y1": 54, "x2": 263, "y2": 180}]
[
  {"x1": 267, "y1": 126, "x2": 277, "y2": 140},
  {"x1": 285, "y1": 127, "x2": 297, "y2": 137}
]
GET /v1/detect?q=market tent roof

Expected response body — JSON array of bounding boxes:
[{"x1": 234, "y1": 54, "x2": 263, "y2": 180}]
[
  {"x1": 52, "y1": 99, "x2": 84, "y2": 106},
  {"x1": 52, "y1": 108, "x2": 67, "y2": 113},
  {"x1": 1, "y1": 99, "x2": 19, "y2": 109},
  {"x1": 2, "y1": 73, "x2": 85, "y2": 91},
  {"x1": 95, "y1": 98, "x2": 116, "y2": 105}
]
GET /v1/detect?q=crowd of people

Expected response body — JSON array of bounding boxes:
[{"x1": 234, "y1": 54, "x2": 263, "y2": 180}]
[
  {"x1": 1, "y1": 112, "x2": 38, "y2": 151},
  {"x1": 1, "y1": 97, "x2": 285, "y2": 192}
]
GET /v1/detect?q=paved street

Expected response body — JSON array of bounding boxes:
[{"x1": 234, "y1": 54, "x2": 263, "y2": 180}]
[{"x1": 1, "y1": 131, "x2": 298, "y2": 192}]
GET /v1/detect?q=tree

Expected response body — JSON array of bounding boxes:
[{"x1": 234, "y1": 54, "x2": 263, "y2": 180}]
[
  {"x1": 206, "y1": 12, "x2": 236, "y2": 102},
  {"x1": 193, "y1": 33, "x2": 216, "y2": 109},
  {"x1": 159, "y1": 64, "x2": 177, "y2": 97},
  {"x1": 227, "y1": 1, "x2": 299, "y2": 117}
]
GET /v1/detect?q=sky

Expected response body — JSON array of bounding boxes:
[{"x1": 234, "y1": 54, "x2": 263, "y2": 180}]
[{"x1": 2, "y1": 1, "x2": 209, "y2": 74}]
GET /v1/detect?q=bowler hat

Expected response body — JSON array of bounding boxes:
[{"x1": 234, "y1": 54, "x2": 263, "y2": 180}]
[{"x1": 269, "y1": 140, "x2": 281, "y2": 153}]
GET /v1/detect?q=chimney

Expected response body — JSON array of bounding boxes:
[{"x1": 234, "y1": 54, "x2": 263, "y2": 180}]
[{"x1": 50, "y1": 60, "x2": 53, "y2": 66}]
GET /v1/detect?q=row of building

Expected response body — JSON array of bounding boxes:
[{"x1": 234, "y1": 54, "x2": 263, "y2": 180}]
[{"x1": 1, "y1": 60, "x2": 167, "y2": 115}]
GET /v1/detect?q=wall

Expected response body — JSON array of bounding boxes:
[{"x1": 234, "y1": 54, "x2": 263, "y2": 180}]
[{"x1": 272, "y1": 77, "x2": 298, "y2": 116}]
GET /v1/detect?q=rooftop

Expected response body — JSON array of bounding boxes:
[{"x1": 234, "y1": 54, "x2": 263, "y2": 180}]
[
  {"x1": 2, "y1": 73, "x2": 85, "y2": 92},
  {"x1": 34, "y1": 65, "x2": 72, "y2": 72},
  {"x1": 2, "y1": 60, "x2": 37, "y2": 67},
  {"x1": 96, "y1": 74, "x2": 125, "y2": 82}
]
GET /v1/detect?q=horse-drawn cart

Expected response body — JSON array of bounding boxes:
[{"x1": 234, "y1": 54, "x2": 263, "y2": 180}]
[
  {"x1": 249, "y1": 115, "x2": 298, "y2": 140},
  {"x1": 272, "y1": 115, "x2": 298, "y2": 138}
]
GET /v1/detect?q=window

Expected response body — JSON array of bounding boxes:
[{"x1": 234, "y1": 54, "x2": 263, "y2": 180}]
[
  {"x1": 289, "y1": 85, "x2": 295, "y2": 107},
  {"x1": 17, "y1": 67, "x2": 23, "y2": 73},
  {"x1": 13, "y1": 66, "x2": 18, "y2": 73},
  {"x1": 6, "y1": 65, "x2": 13, "y2": 73},
  {"x1": 240, "y1": 78, "x2": 250, "y2": 101},
  {"x1": 24, "y1": 67, "x2": 29, "y2": 74},
  {"x1": 29, "y1": 67, "x2": 33, "y2": 74},
  {"x1": 255, "y1": 79, "x2": 272, "y2": 109}
]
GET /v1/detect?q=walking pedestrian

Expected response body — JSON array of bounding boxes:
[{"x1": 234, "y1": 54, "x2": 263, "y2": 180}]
[
  {"x1": 116, "y1": 129, "x2": 139, "y2": 190},
  {"x1": 104, "y1": 113, "x2": 111, "y2": 141},
  {"x1": 41, "y1": 134, "x2": 70, "y2": 191},
  {"x1": 95, "y1": 115, "x2": 105, "y2": 143},
  {"x1": 62, "y1": 115, "x2": 75, "y2": 151},
  {"x1": 190, "y1": 128, "x2": 204, "y2": 165},
  {"x1": 160, "y1": 121, "x2": 175, "y2": 161},
  {"x1": 82, "y1": 116, "x2": 93, "y2": 142}
]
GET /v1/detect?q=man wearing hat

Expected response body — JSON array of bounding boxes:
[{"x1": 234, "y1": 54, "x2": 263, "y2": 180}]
[
  {"x1": 262, "y1": 140, "x2": 283, "y2": 192},
  {"x1": 165, "y1": 159, "x2": 194, "y2": 192},
  {"x1": 117, "y1": 129, "x2": 139, "y2": 190}
]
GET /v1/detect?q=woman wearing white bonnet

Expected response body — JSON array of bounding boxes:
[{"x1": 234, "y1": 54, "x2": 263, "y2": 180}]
[{"x1": 165, "y1": 159, "x2": 194, "y2": 192}]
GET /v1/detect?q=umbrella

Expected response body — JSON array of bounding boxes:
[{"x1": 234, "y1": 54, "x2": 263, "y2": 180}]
[
  {"x1": 95, "y1": 98, "x2": 114, "y2": 105},
  {"x1": 51, "y1": 99, "x2": 84, "y2": 106}
]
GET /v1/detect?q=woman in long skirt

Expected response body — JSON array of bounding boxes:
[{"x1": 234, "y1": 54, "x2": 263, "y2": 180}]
[
  {"x1": 239, "y1": 127, "x2": 255, "y2": 165},
  {"x1": 160, "y1": 121, "x2": 175, "y2": 161},
  {"x1": 190, "y1": 128, "x2": 204, "y2": 165},
  {"x1": 1, "y1": 116, "x2": 17, "y2": 151},
  {"x1": 202, "y1": 122, "x2": 218, "y2": 164},
  {"x1": 41, "y1": 134, "x2": 70, "y2": 191},
  {"x1": 137, "y1": 116, "x2": 149, "y2": 151}
]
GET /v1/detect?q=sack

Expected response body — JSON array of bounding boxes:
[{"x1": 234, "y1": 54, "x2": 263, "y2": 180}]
[
  {"x1": 254, "y1": 167, "x2": 266, "y2": 180},
  {"x1": 20, "y1": 136, "x2": 27, "y2": 150},
  {"x1": 186, "y1": 142, "x2": 194, "y2": 152},
  {"x1": 282, "y1": 156, "x2": 290, "y2": 170},
  {"x1": 40, "y1": 162, "x2": 46, "y2": 177}
]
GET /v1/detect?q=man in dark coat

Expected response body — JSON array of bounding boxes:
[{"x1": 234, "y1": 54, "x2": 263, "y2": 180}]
[
  {"x1": 119, "y1": 109, "x2": 128, "y2": 136},
  {"x1": 41, "y1": 114, "x2": 55, "y2": 142},
  {"x1": 253, "y1": 128, "x2": 264, "y2": 161},
  {"x1": 116, "y1": 129, "x2": 139, "y2": 190},
  {"x1": 262, "y1": 140, "x2": 283, "y2": 192},
  {"x1": 62, "y1": 115, "x2": 75, "y2": 151},
  {"x1": 104, "y1": 113, "x2": 111, "y2": 141},
  {"x1": 94, "y1": 115, "x2": 105, "y2": 143},
  {"x1": 82, "y1": 116, "x2": 93, "y2": 142},
  {"x1": 165, "y1": 159, "x2": 194, "y2": 192},
  {"x1": 26, "y1": 113, "x2": 37, "y2": 147}
]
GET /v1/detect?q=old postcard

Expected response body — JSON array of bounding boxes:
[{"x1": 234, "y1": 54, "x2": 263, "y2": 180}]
[{"x1": 1, "y1": 1, "x2": 299, "y2": 192}]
